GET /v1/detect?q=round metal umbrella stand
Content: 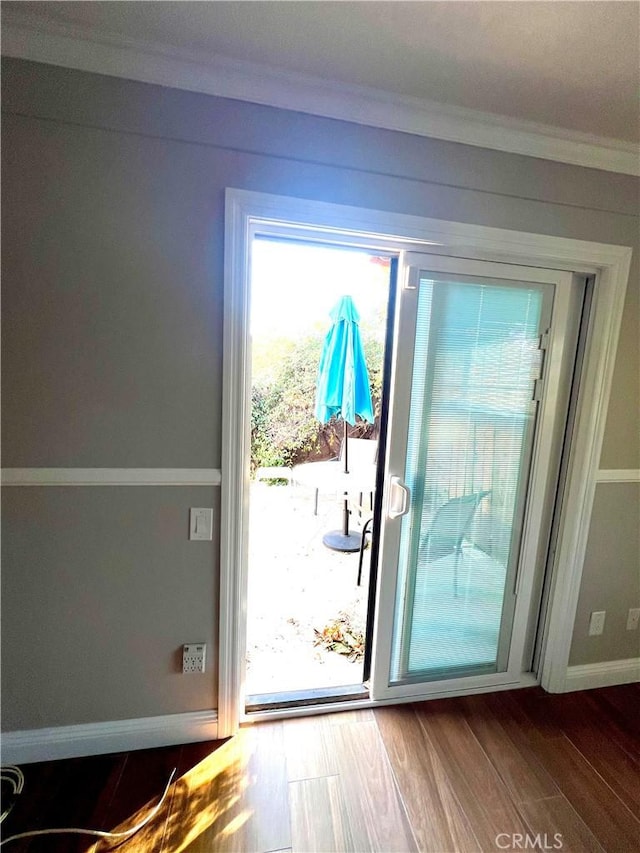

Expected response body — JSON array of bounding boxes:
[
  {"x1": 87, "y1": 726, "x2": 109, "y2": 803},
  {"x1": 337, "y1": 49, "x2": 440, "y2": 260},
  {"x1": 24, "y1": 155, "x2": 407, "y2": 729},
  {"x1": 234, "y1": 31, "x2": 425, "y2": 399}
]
[{"x1": 323, "y1": 529, "x2": 362, "y2": 552}]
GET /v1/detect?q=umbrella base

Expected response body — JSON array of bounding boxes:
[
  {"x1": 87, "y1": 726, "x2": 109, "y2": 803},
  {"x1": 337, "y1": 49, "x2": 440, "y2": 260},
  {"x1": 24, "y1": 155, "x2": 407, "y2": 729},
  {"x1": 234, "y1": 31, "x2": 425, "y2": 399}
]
[{"x1": 322, "y1": 530, "x2": 362, "y2": 553}]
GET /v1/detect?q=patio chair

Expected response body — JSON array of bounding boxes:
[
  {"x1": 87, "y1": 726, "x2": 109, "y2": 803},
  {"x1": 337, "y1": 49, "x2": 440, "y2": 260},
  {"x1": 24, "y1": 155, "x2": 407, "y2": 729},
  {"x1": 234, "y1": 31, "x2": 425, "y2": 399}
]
[
  {"x1": 419, "y1": 490, "x2": 491, "y2": 597},
  {"x1": 355, "y1": 489, "x2": 491, "y2": 592},
  {"x1": 292, "y1": 438, "x2": 377, "y2": 515},
  {"x1": 353, "y1": 500, "x2": 375, "y2": 586}
]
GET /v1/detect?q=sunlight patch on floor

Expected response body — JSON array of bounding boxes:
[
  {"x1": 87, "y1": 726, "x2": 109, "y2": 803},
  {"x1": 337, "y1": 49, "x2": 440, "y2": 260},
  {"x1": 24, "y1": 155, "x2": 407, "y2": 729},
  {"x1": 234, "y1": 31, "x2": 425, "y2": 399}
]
[{"x1": 105, "y1": 737, "x2": 255, "y2": 852}]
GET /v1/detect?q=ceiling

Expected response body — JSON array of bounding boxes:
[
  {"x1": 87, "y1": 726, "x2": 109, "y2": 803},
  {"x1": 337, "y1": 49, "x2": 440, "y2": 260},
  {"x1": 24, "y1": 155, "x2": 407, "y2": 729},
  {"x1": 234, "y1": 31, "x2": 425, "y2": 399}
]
[{"x1": 3, "y1": 1, "x2": 639, "y2": 171}]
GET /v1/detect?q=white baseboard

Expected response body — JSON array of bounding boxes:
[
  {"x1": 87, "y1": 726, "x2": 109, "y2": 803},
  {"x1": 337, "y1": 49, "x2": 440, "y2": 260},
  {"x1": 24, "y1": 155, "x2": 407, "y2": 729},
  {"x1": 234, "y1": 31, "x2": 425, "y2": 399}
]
[
  {"x1": 0, "y1": 710, "x2": 218, "y2": 765},
  {"x1": 563, "y1": 658, "x2": 640, "y2": 692}
]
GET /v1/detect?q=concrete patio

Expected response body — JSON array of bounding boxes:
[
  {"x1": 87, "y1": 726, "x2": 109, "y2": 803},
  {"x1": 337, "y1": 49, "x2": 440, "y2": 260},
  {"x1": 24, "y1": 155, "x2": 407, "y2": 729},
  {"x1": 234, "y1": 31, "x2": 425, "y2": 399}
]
[{"x1": 245, "y1": 480, "x2": 370, "y2": 697}]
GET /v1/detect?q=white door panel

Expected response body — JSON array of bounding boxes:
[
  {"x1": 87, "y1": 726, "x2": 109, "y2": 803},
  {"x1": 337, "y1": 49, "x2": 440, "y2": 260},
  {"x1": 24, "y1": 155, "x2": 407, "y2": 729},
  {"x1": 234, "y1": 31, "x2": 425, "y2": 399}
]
[{"x1": 371, "y1": 253, "x2": 574, "y2": 700}]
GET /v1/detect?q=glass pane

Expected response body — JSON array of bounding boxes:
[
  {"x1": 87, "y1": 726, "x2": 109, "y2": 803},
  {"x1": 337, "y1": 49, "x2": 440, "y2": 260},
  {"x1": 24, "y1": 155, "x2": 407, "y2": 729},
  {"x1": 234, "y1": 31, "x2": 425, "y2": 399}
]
[{"x1": 391, "y1": 276, "x2": 546, "y2": 683}]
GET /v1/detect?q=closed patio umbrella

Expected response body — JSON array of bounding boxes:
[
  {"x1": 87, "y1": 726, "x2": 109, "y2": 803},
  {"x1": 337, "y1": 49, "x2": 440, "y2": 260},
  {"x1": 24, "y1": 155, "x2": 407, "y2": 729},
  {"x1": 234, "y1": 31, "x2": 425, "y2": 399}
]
[{"x1": 315, "y1": 295, "x2": 374, "y2": 551}]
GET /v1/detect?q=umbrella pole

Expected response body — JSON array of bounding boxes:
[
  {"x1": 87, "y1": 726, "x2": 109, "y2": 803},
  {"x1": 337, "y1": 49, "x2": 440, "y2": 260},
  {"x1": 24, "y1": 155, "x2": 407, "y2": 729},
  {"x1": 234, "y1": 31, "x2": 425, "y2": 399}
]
[
  {"x1": 342, "y1": 419, "x2": 350, "y2": 534},
  {"x1": 343, "y1": 420, "x2": 349, "y2": 474}
]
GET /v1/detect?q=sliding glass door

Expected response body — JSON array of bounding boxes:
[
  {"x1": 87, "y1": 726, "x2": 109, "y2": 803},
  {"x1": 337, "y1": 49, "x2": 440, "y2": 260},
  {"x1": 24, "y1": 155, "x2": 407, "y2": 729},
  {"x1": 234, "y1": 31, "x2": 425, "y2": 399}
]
[{"x1": 371, "y1": 255, "x2": 574, "y2": 699}]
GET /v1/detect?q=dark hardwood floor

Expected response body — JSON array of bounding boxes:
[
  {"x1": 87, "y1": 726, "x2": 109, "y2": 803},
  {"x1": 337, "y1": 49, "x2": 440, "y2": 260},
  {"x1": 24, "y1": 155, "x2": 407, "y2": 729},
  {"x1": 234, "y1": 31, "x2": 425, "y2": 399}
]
[{"x1": 1, "y1": 685, "x2": 638, "y2": 852}]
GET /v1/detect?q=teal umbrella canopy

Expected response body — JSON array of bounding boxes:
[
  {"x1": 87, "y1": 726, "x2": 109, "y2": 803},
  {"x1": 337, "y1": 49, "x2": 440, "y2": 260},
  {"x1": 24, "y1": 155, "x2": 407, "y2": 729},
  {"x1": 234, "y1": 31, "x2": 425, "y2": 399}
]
[{"x1": 315, "y1": 296, "x2": 374, "y2": 426}]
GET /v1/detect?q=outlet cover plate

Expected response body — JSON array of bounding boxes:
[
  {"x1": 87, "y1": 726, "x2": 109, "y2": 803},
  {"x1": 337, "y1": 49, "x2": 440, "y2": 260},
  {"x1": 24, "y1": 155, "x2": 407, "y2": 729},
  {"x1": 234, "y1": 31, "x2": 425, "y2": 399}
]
[
  {"x1": 626, "y1": 608, "x2": 640, "y2": 631},
  {"x1": 183, "y1": 643, "x2": 206, "y2": 673}
]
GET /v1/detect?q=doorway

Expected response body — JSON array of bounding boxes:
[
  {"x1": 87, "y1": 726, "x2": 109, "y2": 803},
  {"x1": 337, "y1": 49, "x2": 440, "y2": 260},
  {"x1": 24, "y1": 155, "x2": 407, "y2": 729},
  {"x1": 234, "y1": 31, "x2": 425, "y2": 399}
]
[
  {"x1": 244, "y1": 239, "x2": 579, "y2": 711},
  {"x1": 218, "y1": 189, "x2": 631, "y2": 737},
  {"x1": 245, "y1": 238, "x2": 392, "y2": 707}
]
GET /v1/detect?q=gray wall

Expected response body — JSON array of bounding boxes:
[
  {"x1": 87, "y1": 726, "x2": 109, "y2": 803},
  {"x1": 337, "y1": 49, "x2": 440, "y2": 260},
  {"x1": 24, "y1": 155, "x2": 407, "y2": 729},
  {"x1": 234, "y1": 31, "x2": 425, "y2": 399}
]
[
  {"x1": 569, "y1": 483, "x2": 640, "y2": 666},
  {"x1": 1, "y1": 488, "x2": 219, "y2": 729},
  {"x1": 2, "y1": 58, "x2": 638, "y2": 730}
]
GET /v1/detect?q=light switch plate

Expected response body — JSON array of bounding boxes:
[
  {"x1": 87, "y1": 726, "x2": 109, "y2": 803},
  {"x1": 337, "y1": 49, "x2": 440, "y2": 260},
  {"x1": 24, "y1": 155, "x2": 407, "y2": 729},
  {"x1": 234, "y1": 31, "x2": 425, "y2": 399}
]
[
  {"x1": 588, "y1": 610, "x2": 606, "y2": 636},
  {"x1": 190, "y1": 508, "x2": 213, "y2": 540}
]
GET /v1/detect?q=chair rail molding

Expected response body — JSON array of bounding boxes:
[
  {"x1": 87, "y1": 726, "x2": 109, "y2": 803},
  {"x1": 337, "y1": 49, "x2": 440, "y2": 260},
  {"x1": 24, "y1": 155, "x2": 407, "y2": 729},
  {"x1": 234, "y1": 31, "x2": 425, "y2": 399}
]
[
  {"x1": 1, "y1": 468, "x2": 222, "y2": 486},
  {"x1": 595, "y1": 469, "x2": 640, "y2": 483},
  {"x1": 219, "y1": 188, "x2": 633, "y2": 733}
]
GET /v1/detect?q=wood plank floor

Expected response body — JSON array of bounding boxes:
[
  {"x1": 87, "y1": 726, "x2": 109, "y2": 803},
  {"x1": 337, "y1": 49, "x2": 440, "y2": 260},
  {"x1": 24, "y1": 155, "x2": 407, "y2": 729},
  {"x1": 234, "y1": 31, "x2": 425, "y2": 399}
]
[{"x1": 1, "y1": 685, "x2": 638, "y2": 852}]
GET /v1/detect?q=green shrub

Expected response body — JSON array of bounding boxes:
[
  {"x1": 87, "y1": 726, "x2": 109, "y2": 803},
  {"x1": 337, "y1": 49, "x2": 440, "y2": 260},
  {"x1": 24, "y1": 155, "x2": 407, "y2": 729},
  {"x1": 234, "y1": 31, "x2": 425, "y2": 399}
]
[{"x1": 251, "y1": 333, "x2": 384, "y2": 472}]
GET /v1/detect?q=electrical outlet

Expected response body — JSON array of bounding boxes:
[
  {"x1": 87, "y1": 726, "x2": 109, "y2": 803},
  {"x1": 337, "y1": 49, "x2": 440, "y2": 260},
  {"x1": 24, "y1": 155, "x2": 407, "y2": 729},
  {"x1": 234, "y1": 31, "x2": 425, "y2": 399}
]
[
  {"x1": 626, "y1": 608, "x2": 640, "y2": 631},
  {"x1": 588, "y1": 611, "x2": 606, "y2": 636},
  {"x1": 182, "y1": 643, "x2": 206, "y2": 673}
]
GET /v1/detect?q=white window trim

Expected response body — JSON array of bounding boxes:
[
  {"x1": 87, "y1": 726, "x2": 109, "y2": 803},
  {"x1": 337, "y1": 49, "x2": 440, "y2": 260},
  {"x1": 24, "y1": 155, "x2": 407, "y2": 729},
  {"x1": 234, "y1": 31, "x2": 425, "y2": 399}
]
[{"x1": 219, "y1": 188, "x2": 632, "y2": 737}]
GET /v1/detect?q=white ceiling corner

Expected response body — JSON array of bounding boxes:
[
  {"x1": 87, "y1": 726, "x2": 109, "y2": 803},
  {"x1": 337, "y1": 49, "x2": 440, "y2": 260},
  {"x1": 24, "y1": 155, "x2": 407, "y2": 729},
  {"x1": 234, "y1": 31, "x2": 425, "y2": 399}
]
[{"x1": 1, "y1": 5, "x2": 638, "y2": 177}]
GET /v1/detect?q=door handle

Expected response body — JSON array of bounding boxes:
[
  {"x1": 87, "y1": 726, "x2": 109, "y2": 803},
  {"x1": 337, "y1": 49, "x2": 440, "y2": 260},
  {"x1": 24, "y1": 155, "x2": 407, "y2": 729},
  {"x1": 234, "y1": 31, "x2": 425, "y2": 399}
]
[{"x1": 388, "y1": 476, "x2": 411, "y2": 519}]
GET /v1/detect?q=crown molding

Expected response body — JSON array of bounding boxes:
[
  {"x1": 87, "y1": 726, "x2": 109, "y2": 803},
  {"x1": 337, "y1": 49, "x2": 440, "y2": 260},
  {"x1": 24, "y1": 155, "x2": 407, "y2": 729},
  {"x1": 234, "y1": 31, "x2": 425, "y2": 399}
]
[{"x1": 2, "y1": 11, "x2": 638, "y2": 176}]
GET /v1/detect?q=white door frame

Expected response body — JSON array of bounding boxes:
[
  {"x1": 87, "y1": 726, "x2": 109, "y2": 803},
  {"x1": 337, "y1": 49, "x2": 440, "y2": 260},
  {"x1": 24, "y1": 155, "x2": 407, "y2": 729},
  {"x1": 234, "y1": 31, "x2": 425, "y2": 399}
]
[{"x1": 219, "y1": 188, "x2": 632, "y2": 737}]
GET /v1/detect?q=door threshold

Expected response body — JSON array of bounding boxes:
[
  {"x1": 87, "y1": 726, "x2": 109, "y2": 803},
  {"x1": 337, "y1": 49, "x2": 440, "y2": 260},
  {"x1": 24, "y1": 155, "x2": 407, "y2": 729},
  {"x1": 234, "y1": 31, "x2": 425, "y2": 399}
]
[{"x1": 246, "y1": 683, "x2": 369, "y2": 713}]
